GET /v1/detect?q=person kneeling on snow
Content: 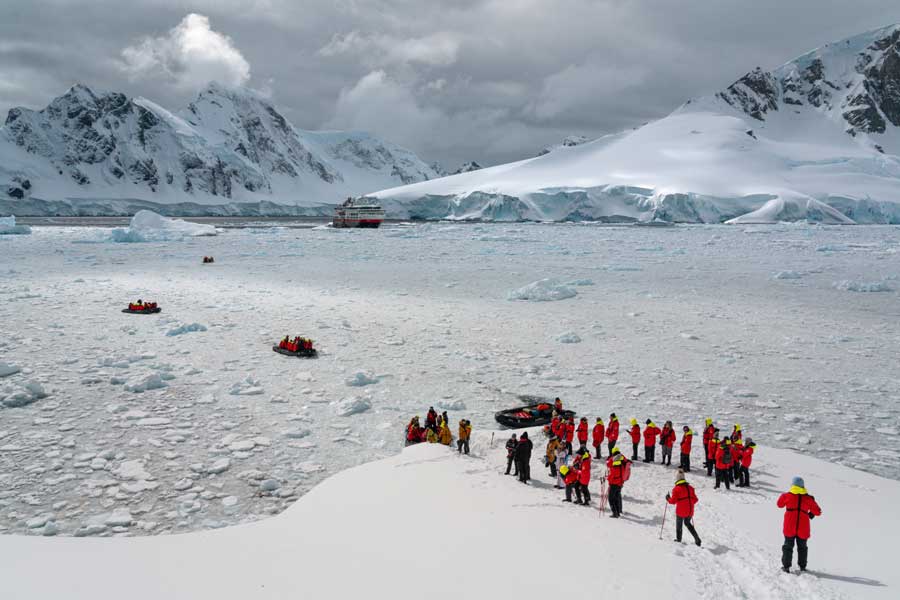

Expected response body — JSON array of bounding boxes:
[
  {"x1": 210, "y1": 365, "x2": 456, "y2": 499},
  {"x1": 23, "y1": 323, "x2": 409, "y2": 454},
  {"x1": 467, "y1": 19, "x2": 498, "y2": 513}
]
[
  {"x1": 777, "y1": 476, "x2": 822, "y2": 573},
  {"x1": 666, "y1": 473, "x2": 701, "y2": 546},
  {"x1": 560, "y1": 464, "x2": 581, "y2": 504}
]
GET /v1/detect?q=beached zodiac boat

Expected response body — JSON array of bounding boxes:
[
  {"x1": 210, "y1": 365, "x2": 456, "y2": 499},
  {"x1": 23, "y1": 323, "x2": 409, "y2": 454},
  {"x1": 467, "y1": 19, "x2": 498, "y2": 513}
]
[
  {"x1": 494, "y1": 395, "x2": 576, "y2": 429},
  {"x1": 332, "y1": 197, "x2": 385, "y2": 228},
  {"x1": 122, "y1": 301, "x2": 161, "y2": 314}
]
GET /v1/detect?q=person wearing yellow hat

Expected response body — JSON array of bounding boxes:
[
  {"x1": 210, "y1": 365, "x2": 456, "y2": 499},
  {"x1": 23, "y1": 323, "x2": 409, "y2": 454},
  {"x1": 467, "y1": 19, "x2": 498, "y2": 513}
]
[
  {"x1": 702, "y1": 419, "x2": 716, "y2": 472},
  {"x1": 628, "y1": 418, "x2": 641, "y2": 460},
  {"x1": 731, "y1": 423, "x2": 743, "y2": 443},
  {"x1": 714, "y1": 438, "x2": 733, "y2": 490},
  {"x1": 643, "y1": 419, "x2": 660, "y2": 463}
]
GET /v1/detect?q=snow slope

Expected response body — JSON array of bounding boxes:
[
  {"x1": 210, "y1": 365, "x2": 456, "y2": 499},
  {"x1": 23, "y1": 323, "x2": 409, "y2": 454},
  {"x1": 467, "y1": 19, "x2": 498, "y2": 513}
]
[
  {"x1": 372, "y1": 25, "x2": 900, "y2": 224},
  {"x1": 0, "y1": 435, "x2": 895, "y2": 599},
  {"x1": 0, "y1": 83, "x2": 439, "y2": 216}
]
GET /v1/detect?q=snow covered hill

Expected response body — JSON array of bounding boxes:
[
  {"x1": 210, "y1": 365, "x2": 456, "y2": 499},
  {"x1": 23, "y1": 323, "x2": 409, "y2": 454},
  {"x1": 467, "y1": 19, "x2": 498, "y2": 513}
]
[
  {"x1": 372, "y1": 25, "x2": 900, "y2": 224},
  {"x1": 0, "y1": 83, "x2": 439, "y2": 216},
  {"x1": 1, "y1": 435, "x2": 896, "y2": 599}
]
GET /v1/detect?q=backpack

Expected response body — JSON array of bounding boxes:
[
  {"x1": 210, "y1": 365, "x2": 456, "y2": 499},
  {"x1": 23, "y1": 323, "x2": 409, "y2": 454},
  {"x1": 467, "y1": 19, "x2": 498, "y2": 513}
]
[
  {"x1": 722, "y1": 446, "x2": 733, "y2": 463},
  {"x1": 623, "y1": 460, "x2": 632, "y2": 482}
]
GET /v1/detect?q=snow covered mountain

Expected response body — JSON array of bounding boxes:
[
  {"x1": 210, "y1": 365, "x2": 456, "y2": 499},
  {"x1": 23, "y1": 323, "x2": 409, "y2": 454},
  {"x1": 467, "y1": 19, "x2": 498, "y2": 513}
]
[
  {"x1": 451, "y1": 160, "x2": 483, "y2": 174},
  {"x1": 373, "y1": 25, "x2": 900, "y2": 223},
  {"x1": 537, "y1": 135, "x2": 590, "y2": 156},
  {"x1": 0, "y1": 83, "x2": 439, "y2": 216}
]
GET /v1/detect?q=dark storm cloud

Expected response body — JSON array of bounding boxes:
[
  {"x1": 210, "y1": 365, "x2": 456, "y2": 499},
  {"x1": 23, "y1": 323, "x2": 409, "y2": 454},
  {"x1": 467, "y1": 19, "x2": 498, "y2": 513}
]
[{"x1": 2, "y1": 0, "x2": 900, "y2": 168}]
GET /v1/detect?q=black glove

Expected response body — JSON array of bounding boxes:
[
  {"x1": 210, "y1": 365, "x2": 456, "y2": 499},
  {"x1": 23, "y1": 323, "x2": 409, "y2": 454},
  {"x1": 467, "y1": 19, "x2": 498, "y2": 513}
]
[
  {"x1": 808, "y1": 513, "x2": 815, "y2": 520},
  {"x1": 666, "y1": 493, "x2": 671, "y2": 501}
]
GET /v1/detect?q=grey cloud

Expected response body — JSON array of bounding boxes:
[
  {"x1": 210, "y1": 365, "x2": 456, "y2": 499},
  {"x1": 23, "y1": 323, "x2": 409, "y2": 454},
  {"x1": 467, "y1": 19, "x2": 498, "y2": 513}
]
[{"x1": 2, "y1": 0, "x2": 900, "y2": 168}]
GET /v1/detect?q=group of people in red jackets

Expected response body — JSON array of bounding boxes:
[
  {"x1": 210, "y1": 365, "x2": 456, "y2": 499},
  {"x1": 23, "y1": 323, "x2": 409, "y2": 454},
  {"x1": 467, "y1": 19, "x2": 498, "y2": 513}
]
[{"x1": 527, "y1": 407, "x2": 823, "y2": 570}]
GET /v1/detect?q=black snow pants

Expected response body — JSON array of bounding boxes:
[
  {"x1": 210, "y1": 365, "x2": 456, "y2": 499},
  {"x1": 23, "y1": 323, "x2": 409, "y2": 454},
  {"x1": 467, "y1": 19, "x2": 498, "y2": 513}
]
[
  {"x1": 715, "y1": 468, "x2": 730, "y2": 490},
  {"x1": 457, "y1": 439, "x2": 469, "y2": 454},
  {"x1": 506, "y1": 456, "x2": 516, "y2": 475},
  {"x1": 594, "y1": 444, "x2": 602, "y2": 459},
  {"x1": 608, "y1": 484, "x2": 623, "y2": 516},
  {"x1": 644, "y1": 445, "x2": 655, "y2": 462},
  {"x1": 608, "y1": 440, "x2": 616, "y2": 455},
  {"x1": 632, "y1": 443, "x2": 639, "y2": 460},
  {"x1": 782, "y1": 536, "x2": 809, "y2": 570},
  {"x1": 518, "y1": 459, "x2": 530, "y2": 483},
  {"x1": 739, "y1": 465, "x2": 750, "y2": 487},
  {"x1": 706, "y1": 457, "x2": 714, "y2": 476},
  {"x1": 680, "y1": 453, "x2": 691, "y2": 472},
  {"x1": 580, "y1": 483, "x2": 591, "y2": 504},
  {"x1": 676, "y1": 516, "x2": 701, "y2": 544}
]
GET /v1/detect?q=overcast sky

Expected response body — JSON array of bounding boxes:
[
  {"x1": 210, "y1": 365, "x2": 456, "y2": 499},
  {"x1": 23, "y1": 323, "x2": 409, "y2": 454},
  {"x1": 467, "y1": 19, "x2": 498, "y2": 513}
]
[{"x1": 2, "y1": 0, "x2": 900, "y2": 167}]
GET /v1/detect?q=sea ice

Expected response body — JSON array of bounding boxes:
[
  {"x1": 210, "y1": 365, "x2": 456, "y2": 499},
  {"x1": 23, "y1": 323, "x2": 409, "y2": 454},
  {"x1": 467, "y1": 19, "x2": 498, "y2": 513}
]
[
  {"x1": 0, "y1": 215, "x2": 31, "y2": 235},
  {"x1": 335, "y1": 396, "x2": 372, "y2": 416},
  {"x1": 110, "y1": 210, "x2": 217, "y2": 242},
  {"x1": 166, "y1": 323, "x2": 208, "y2": 336},
  {"x1": 507, "y1": 278, "x2": 577, "y2": 302}
]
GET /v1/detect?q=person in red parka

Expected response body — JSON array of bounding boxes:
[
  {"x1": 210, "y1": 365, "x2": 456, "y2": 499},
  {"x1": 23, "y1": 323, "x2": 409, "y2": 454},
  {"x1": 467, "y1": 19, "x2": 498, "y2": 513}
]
[
  {"x1": 606, "y1": 413, "x2": 619, "y2": 455},
  {"x1": 606, "y1": 449, "x2": 630, "y2": 518},
  {"x1": 666, "y1": 474, "x2": 701, "y2": 546},
  {"x1": 576, "y1": 417, "x2": 589, "y2": 452},
  {"x1": 679, "y1": 426, "x2": 693, "y2": 472},
  {"x1": 731, "y1": 440, "x2": 744, "y2": 482},
  {"x1": 706, "y1": 429, "x2": 720, "y2": 477},
  {"x1": 550, "y1": 413, "x2": 561, "y2": 439},
  {"x1": 714, "y1": 438, "x2": 733, "y2": 490},
  {"x1": 561, "y1": 464, "x2": 581, "y2": 504},
  {"x1": 578, "y1": 450, "x2": 592, "y2": 505},
  {"x1": 659, "y1": 421, "x2": 676, "y2": 466},
  {"x1": 702, "y1": 419, "x2": 715, "y2": 472},
  {"x1": 739, "y1": 439, "x2": 756, "y2": 487},
  {"x1": 564, "y1": 417, "x2": 575, "y2": 454},
  {"x1": 591, "y1": 418, "x2": 605, "y2": 459},
  {"x1": 642, "y1": 419, "x2": 660, "y2": 463},
  {"x1": 777, "y1": 476, "x2": 822, "y2": 572},
  {"x1": 628, "y1": 418, "x2": 641, "y2": 460}
]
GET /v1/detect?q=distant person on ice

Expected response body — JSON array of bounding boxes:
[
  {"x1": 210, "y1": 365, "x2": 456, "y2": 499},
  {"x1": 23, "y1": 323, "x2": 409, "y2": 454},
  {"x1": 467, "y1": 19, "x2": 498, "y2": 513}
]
[
  {"x1": 660, "y1": 421, "x2": 676, "y2": 466},
  {"x1": 643, "y1": 419, "x2": 660, "y2": 463},
  {"x1": 577, "y1": 450, "x2": 591, "y2": 506},
  {"x1": 505, "y1": 433, "x2": 518, "y2": 476},
  {"x1": 560, "y1": 464, "x2": 580, "y2": 503},
  {"x1": 564, "y1": 416, "x2": 575, "y2": 454},
  {"x1": 706, "y1": 429, "x2": 720, "y2": 477},
  {"x1": 606, "y1": 413, "x2": 619, "y2": 455},
  {"x1": 702, "y1": 419, "x2": 716, "y2": 474},
  {"x1": 457, "y1": 419, "x2": 471, "y2": 454},
  {"x1": 555, "y1": 437, "x2": 569, "y2": 489},
  {"x1": 628, "y1": 418, "x2": 640, "y2": 460},
  {"x1": 515, "y1": 432, "x2": 533, "y2": 484},
  {"x1": 666, "y1": 471, "x2": 702, "y2": 546},
  {"x1": 606, "y1": 448, "x2": 630, "y2": 518},
  {"x1": 576, "y1": 417, "x2": 589, "y2": 453},
  {"x1": 714, "y1": 438, "x2": 733, "y2": 490},
  {"x1": 592, "y1": 417, "x2": 605, "y2": 459},
  {"x1": 777, "y1": 476, "x2": 822, "y2": 573},
  {"x1": 738, "y1": 439, "x2": 756, "y2": 487},
  {"x1": 426, "y1": 407, "x2": 438, "y2": 431},
  {"x1": 546, "y1": 434, "x2": 560, "y2": 478},
  {"x1": 680, "y1": 426, "x2": 693, "y2": 471}
]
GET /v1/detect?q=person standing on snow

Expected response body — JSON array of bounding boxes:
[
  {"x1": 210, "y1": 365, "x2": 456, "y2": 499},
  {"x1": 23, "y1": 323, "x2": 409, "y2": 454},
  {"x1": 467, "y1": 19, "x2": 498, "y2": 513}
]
[
  {"x1": 592, "y1": 418, "x2": 605, "y2": 459},
  {"x1": 457, "y1": 419, "x2": 471, "y2": 455},
  {"x1": 606, "y1": 448, "x2": 630, "y2": 518},
  {"x1": 706, "y1": 429, "x2": 720, "y2": 477},
  {"x1": 777, "y1": 476, "x2": 822, "y2": 573},
  {"x1": 680, "y1": 426, "x2": 693, "y2": 472},
  {"x1": 738, "y1": 439, "x2": 756, "y2": 487},
  {"x1": 426, "y1": 407, "x2": 438, "y2": 431},
  {"x1": 731, "y1": 423, "x2": 743, "y2": 443},
  {"x1": 606, "y1": 413, "x2": 620, "y2": 455},
  {"x1": 550, "y1": 411, "x2": 562, "y2": 439},
  {"x1": 554, "y1": 397, "x2": 564, "y2": 413},
  {"x1": 555, "y1": 439, "x2": 569, "y2": 489},
  {"x1": 577, "y1": 450, "x2": 592, "y2": 506},
  {"x1": 505, "y1": 433, "x2": 518, "y2": 476},
  {"x1": 515, "y1": 432, "x2": 533, "y2": 484},
  {"x1": 666, "y1": 474, "x2": 702, "y2": 546},
  {"x1": 438, "y1": 421, "x2": 453, "y2": 446},
  {"x1": 714, "y1": 438, "x2": 733, "y2": 490},
  {"x1": 732, "y1": 440, "x2": 744, "y2": 482},
  {"x1": 628, "y1": 418, "x2": 641, "y2": 460},
  {"x1": 564, "y1": 417, "x2": 575, "y2": 455},
  {"x1": 702, "y1": 419, "x2": 715, "y2": 472},
  {"x1": 660, "y1": 421, "x2": 676, "y2": 466},
  {"x1": 546, "y1": 435, "x2": 560, "y2": 478},
  {"x1": 643, "y1": 419, "x2": 660, "y2": 463},
  {"x1": 576, "y1": 417, "x2": 589, "y2": 453}
]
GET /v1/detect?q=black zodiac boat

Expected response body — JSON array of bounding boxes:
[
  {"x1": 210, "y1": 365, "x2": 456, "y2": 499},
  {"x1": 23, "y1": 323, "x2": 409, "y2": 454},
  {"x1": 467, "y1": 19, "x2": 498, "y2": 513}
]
[{"x1": 494, "y1": 395, "x2": 576, "y2": 429}]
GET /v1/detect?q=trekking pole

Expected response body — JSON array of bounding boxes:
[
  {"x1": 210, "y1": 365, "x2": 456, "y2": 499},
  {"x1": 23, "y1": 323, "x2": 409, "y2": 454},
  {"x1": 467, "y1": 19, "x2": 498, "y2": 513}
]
[
  {"x1": 658, "y1": 502, "x2": 668, "y2": 540},
  {"x1": 490, "y1": 432, "x2": 495, "y2": 448}
]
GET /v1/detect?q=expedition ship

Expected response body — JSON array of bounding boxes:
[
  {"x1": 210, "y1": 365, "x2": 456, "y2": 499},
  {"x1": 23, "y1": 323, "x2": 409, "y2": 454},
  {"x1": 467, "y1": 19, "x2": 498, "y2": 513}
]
[{"x1": 332, "y1": 197, "x2": 385, "y2": 228}]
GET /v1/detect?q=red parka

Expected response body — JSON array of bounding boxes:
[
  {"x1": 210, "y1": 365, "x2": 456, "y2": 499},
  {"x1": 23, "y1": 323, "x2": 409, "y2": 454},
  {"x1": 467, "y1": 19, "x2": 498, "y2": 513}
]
[
  {"x1": 565, "y1": 421, "x2": 575, "y2": 443},
  {"x1": 592, "y1": 423, "x2": 605, "y2": 447},
  {"x1": 551, "y1": 416, "x2": 561, "y2": 438},
  {"x1": 660, "y1": 427, "x2": 676, "y2": 448},
  {"x1": 777, "y1": 489, "x2": 822, "y2": 539},
  {"x1": 643, "y1": 424, "x2": 660, "y2": 447},
  {"x1": 607, "y1": 457, "x2": 629, "y2": 486},
  {"x1": 629, "y1": 424, "x2": 641, "y2": 444},
  {"x1": 680, "y1": 431, "x2": 693, "y2": 455},
  {"x1": 563, "y1": 467, "x2": 580, "y2": 486},
  {"x1": 715, "y1": 445, "x2": 733, "y2": 469},
  {"x1": 667, "y1": 480, "x2": 698, "y2": 518},
  {"x1": 706, "y1": 438, "x2": 719, "y2": 460},
  {"x1": 606, "y1": 419, "x2": 619, "y2": 443},
  {"x1": 578, "y1": 454, "x2": 591, "y2": 485},
  {"x1": 576, "y1": 421, "x2": 589, "y2": 444},
  {"x1": 732, "y1": 444, "x2": 744, "y2": 465},
  {"x1": 703, "y1": 424, "x2": 715, "y2": 447},
  {"x1": 741, "y1": 445, "x2": 755, "y2": 468}
]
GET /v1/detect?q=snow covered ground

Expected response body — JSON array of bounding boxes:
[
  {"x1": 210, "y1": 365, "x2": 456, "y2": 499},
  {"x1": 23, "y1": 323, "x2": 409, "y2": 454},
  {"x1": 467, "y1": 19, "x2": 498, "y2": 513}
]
[
  {"x1": 1, "y1": 221, "x2": 899, "y2": 541},
  {"x1": 1, "y1": 437, "x2": 897, "y2": 599}
]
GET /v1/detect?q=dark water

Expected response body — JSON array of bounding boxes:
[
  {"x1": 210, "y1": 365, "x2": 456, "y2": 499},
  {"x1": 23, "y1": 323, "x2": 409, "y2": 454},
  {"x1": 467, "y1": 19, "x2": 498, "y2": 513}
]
[{"x1": 16, "y1": 216, "x2": 337, "y2": 229}]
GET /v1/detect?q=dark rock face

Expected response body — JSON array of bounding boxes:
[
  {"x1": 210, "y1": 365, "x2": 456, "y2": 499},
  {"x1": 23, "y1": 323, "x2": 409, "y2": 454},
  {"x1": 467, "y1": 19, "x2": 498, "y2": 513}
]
[
  {"x1": 864, "y1": 36, "x2": 900, "y2": 126},
  {"x1": 717, "y1": 67, "x2": 779, "y2": 120}
]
